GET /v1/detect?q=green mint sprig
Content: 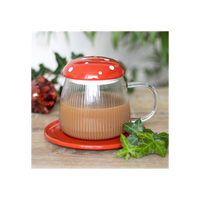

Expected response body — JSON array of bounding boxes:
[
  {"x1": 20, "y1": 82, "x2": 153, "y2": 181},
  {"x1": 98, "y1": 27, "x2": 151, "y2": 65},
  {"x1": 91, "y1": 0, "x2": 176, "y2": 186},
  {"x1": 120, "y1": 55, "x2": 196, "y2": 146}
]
[{"x1": 115, "y1": 119, "x2": 169, "y2": 161}]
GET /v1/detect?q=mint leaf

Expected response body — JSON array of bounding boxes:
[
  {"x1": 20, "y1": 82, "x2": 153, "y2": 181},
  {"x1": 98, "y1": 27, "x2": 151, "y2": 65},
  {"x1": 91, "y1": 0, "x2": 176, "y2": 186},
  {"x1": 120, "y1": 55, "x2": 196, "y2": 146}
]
[
  {"x1": 115, "y1": 134, "x2": 138, "y2": 161},
  {"x1": 135, "y1": 132, "x2": 166, "y2": 158},
  {"x1": 123, "y1": 119, "x2": 143, "y2": 135}
]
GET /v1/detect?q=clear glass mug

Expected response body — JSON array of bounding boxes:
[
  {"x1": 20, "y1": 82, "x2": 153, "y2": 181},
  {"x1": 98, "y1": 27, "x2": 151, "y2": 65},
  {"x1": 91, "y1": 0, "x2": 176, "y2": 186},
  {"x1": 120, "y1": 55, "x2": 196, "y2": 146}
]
[{"x1": 59, "y1": 56, "x2": 157, "y2": 140}]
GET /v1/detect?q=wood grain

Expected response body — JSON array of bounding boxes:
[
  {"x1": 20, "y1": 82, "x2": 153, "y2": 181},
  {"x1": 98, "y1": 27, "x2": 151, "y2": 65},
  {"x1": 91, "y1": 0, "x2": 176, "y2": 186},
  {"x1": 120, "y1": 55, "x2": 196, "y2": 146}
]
[{"x1": 31, "y1": 87, "x2": 169, "y2": 169}]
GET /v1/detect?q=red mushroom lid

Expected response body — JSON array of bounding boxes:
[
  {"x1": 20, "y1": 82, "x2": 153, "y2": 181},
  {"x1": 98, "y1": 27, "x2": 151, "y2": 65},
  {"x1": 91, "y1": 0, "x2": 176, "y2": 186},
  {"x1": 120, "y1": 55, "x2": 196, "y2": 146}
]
[{"x1": 62, "y1": 56, "x2": 125, "y2": 80}]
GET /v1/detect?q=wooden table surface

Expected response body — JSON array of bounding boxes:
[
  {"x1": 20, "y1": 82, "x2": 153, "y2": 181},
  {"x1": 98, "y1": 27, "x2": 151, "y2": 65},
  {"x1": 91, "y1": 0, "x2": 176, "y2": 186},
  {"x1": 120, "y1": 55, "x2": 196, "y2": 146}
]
[{"x1": 31, "y1": 87, "x2": 169, "y2": 168}]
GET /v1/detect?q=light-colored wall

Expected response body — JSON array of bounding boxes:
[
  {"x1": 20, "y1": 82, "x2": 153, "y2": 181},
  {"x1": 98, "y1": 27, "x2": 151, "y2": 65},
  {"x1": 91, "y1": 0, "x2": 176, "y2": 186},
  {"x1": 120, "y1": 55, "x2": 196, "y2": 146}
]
[{"x1": 31, "y1": 31, "x2": 168, "y2": 88}]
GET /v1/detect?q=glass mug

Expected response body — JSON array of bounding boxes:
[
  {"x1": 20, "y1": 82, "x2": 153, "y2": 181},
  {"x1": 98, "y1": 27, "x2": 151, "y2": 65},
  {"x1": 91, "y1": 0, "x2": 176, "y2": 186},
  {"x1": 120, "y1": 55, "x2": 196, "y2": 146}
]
[{"x1": 59, "y1": 56, "x2": 157, "y2": 140}]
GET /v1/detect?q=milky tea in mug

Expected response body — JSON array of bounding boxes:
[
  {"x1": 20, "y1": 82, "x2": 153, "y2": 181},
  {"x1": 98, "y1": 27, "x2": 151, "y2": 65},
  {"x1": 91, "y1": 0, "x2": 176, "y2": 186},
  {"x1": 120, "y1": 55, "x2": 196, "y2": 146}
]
[{"x1": 59, "y1": 92, "x2": 130, "y2": 140}]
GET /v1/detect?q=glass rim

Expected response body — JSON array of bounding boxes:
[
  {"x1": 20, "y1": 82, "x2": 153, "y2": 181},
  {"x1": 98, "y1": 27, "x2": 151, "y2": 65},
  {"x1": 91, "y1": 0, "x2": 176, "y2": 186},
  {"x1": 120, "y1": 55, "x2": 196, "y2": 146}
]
[{"x1": 65, "y1": 77, "x2": 124, "y2": 85}]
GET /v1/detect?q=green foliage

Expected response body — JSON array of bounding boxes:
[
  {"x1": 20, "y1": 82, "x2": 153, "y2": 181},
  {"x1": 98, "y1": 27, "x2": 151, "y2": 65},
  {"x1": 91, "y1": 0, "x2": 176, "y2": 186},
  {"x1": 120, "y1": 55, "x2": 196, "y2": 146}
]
[
  {"x1": 116, "y1": 119, "x2": 169, "y2": 161},
  {"x1": 37, "y1": 28, "x2": 55, "y2": 44},
  {"x1": 87, "y1": 31, "x2": 168, "y2": 86},
  {"x1": 31, "y1": 68, "x2": 37, "y2": 80},
  {"x1": 111, "y1": 31, "x2": 122, "y2": 49},
  {"x1": 136, "y1": 132, "x2": 166, "y2": 158},
  {"x1": 155, "y1": 132, "x2": 169, "y2": 149},
  {"x1": 31, "y1": 64, "x2": 52, "y2": 80},
  {"x1": 64, "y1": 31, "x2": 70, "y2": 44},
  {"x1": 36, "y1": 31, "x2": 168, "y2": 86},
  {"x1": 83, "y1": 31, "x2": 96, "y2": 45},
  {"x1": 126, "y1": 133, "x2": 139, "y2": 146},
  {"x1": 144, "y1": 128, "x2": 169, "y2": 149},
  {"x1": 120, "y1": 61, "x2": 137, "y2": 93},
  {"x1": 31, "y1": 52, "x2": 84, "y2": 96},
  {"x1": 111, "y1": 31, "x2": 168, "y2": 67},
  {"x1": 123, "y1": 119, "x2": 143, "y2": 145},
  {"x1": 123, "y1": 119, "x2": 143, "y2": 135},
  {"x1": 71, "y1": 52, "x2": 84, "y2": 60},
  {"x1": 143, "y1": 128, "x2": 154, "y2": 134},
  {"x1": 39, "y1": 63, "x2": 52, "y2": 74},
  {"x1": 127, "y1": 70, "x2": 137, "y2": 93},
  {"x1": 115, "y1": 134, "x2": 139, "y2": 160},
  {"x1": 37, "y1": 31, "x2": 168, "y2": 68},
  {"x1": 149, "y1": 31, "x2": 157, "y2": 44},
  {"x1": 134, "y1": 31, "x2": 146, "y2": 48},
  {"x1": 53, "y1": 53, "x2": 67, "y2": 75}
]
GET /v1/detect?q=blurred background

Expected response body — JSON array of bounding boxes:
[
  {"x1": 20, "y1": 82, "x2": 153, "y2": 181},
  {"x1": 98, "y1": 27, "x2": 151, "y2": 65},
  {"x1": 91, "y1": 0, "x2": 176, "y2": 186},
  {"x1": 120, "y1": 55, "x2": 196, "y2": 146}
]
[{"x1": 31, "y1": 31, "x2": 168, "y2": 95}]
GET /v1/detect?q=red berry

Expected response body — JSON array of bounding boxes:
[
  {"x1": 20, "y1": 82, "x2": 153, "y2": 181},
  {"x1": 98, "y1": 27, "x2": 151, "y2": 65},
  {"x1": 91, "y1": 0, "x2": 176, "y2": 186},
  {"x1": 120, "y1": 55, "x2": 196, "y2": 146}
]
[{"x1": 28, "y1": 76, "x2": 57, "y2": 113}]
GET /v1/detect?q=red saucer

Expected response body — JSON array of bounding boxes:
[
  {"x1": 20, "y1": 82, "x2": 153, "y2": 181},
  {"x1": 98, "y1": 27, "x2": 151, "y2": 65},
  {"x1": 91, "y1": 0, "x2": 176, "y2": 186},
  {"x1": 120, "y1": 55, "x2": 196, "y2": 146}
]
[{"x1": 44, "y1": 119, "x2": 145, "y2": 150}]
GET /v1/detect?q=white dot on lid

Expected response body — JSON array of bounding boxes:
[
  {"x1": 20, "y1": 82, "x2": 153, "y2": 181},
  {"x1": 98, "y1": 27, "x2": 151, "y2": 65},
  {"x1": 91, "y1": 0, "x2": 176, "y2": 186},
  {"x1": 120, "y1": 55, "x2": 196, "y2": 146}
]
[
  {"x1": 81, "y1": 57, "x2": 87, "y2": 60},
  {"x1": 98, "y1": 71, "x2": 102, "y2": 75},
  {"x1": 104, "y1": 58, "x2": 109, "y2": 61},
  {"x1": 68, "y1": 67, "x2": 73, "y2": 72},
  {"x1": 85, "y1": 62, "x2": 88, "y2": 64},
  {"x1": 109, "y1": 65, "x2": 114, "y2": 70}
]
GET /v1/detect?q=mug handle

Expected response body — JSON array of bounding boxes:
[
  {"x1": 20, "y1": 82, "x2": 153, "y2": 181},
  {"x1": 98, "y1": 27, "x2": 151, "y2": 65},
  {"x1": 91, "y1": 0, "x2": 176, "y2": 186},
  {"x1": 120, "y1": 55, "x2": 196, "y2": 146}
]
[{"x1": 127, "y1": 81, "x2": 157, "y2": 123}]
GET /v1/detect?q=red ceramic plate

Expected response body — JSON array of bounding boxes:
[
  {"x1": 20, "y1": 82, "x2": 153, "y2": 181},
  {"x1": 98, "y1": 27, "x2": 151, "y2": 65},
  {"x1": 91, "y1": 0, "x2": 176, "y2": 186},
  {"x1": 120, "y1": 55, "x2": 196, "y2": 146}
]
[{"x1": 44, "y1": 119, "x2": 145, "y2": 150}]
